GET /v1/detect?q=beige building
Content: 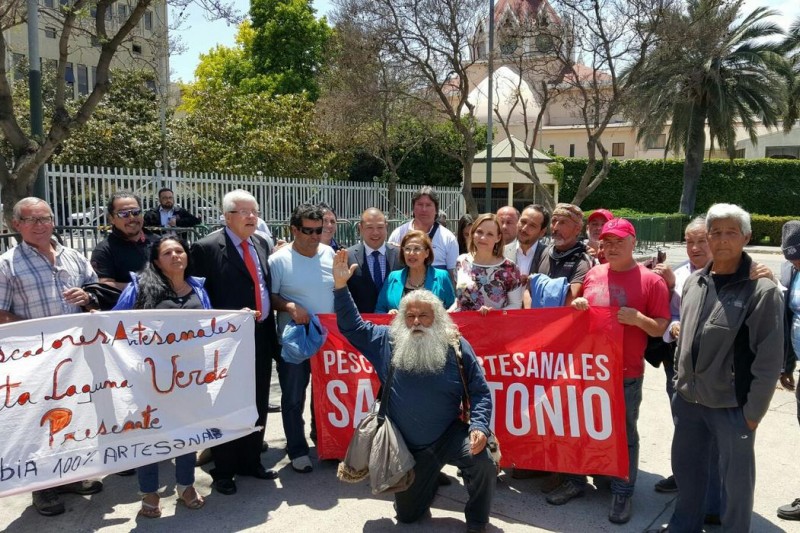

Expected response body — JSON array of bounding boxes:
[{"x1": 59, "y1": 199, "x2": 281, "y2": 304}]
[
  {"x1": 3, "y1": 0, "x2": 169, "y2": 98},
  {"x1": 464, "y1": 0, "x2": 789, "y2": 209}
]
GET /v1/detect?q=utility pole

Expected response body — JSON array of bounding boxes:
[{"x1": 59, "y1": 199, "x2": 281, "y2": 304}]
[
  {"x1": 484, "y1": 0, "x2": 494, "y2": 213},
  {"x1": 27, "y1": 0, "x2": 47, "y2": 201}
]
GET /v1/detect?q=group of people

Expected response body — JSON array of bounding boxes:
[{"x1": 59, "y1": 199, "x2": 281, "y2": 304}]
[{"x1": 0, "y1": 184, "x2": 795, "y2": 532}]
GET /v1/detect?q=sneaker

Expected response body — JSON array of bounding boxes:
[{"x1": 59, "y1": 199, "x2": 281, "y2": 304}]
[
  {"x1": 545, "y1": 480, "x2": 584, "y2": 505},
  {"x1": 608, "y1": 494, "x2": 632, "y2": 524},
  {"x1": 291, "y1": 455, "x2": 313, "y2": 473},
  {"x1": 778, "y1": 499, "x2": 800, "y2": 520},
  {"x1": 654, "y1": 475, "x2": 678, "y2": 493},
  {"x1": 56, "y1": 479, "x2": 104, "y2": 495},
  {"x1": 32, "y1": 489, "x2": 64, "y2": 516}
]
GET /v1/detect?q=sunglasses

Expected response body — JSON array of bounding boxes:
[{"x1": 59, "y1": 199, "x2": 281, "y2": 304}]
[
  {"x1": 115, "y1": 209, "x2": 142, "y2": 218},
  {"x1": 297, "y1": 226, "x2": 324, "y2": 235}
]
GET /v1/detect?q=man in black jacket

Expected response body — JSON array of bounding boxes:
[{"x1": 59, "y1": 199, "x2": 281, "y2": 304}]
[
  {"x1": 143, "y1": 187, "x2": 201, "y2": 228},
  {"x1": 346, "y1": 208, "x2": 402, "y2": 313},
  {"x1": 190, "y1": 189, "x2": 279, "y2": 495}
]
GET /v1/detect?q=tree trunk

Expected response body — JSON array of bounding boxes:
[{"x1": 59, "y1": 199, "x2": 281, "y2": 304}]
[
  {"x1": 680, "y1": 117, "x2": 707, "y2": 215},
  {"x1": 462, "y1": 159, "x2": 478, "y2": 216},
  {"x1": 1, "y1": 171, "x2": 35, "y2": 229}
]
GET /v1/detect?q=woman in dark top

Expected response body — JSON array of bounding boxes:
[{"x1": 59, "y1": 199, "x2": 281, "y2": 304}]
[
  {"x1": 113, "y1": 236, "x2": 210, "y2": 516},
  {"x1": 457, "y1": 214, "x2": 474, "y2": 255}
]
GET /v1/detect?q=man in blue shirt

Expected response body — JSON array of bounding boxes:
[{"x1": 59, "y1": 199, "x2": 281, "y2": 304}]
[{"x1": 332, "y1": 250, "x2": 495, "y2": 533}]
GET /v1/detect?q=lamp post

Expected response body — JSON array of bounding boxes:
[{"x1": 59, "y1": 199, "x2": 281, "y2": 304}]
[
  {"x1": 484, "y1": 0, "x2": 495, "y2": 213},
  {"x1": 27, "y1": 0, "x2": 46, "y2": 201}
]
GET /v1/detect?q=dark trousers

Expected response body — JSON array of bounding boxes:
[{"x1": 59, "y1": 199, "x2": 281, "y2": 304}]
[
  {"x1": 211, "y1": 322, "x2": 273, "y2": 480},
  {"x1": 395, "y1": 421, "x2": 496, "y2": 529},
  {"x1": 669, "y1": 394, "x2": 756, "y2": 533},
  {"x1": 277, "y1": 357, "x2": 311, "y2": 460}
]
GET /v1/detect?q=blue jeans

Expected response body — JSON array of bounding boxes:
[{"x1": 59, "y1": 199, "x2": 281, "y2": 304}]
[
  {"x1": 277, "y1": 357, "x2": 311, "y2": 459},
  {"x1": 395, "y1": 421, "x2": 496, "y2": 529},
  {"x1": 669, "y1": 394, "x2": 755, "y2": 533},
  {"x1": 137, "y1": 453, "x2": 196, "y2": 493}
]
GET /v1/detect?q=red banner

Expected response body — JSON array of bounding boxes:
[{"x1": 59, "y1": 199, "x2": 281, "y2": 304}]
[{"x1": 311, "y1": 308, "x2": 629, "y2": 478}]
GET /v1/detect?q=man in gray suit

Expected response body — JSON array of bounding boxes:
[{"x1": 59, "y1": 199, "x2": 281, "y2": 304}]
[
  {"x1": 346, "y1": 208, "x2": 402, "y2": 313},
  {"x1": 503, "y1": 204, "x2": 549, "y2": 277}
]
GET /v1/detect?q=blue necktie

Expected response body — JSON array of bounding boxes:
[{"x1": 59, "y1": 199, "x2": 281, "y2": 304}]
[{"x1": 370, "y1": 250, "x2": 384, "y2": 290}]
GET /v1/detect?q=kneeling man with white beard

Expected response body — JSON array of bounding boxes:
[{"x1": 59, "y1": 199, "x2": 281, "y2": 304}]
[{"x1": 332, "y1": 250, "x2": 496, "y2": 533}]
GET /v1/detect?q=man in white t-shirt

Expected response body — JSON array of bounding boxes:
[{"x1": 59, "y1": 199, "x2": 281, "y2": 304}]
[
  {"x1": 388, "y1": 186, "x2": 458, "y2": 284},
  {"x1": 269, "y1": 203, "x2": 335, "y2": 475}
]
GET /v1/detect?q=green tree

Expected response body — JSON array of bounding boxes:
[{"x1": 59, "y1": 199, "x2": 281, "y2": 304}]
[
  {"x1": 780, "y1": 17, "x2": 800, "y2": 132},
  {"x1": 249, "y1": 0, "x2": 332, "y2": 100},
  {"x1": 172, "y1": 88, "x2": 330, "y2": 178},
  {"x1": 626, "y1": 0, "x2": 787, "y2": 215}
]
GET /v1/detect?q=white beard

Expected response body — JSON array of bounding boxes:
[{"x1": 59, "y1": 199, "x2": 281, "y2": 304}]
[{"x1": 389, "y1": 319, "x2": 450, "y2": 374}]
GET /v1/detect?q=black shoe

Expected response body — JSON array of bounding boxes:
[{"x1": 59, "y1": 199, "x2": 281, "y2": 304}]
[
  {"x1": 654, "y1": 475, "x2": 678, "y2": 493},
  {"x1": 608, "y1": 494, "x2": 632, "y2": 524},
  {"x1": 437, "y1": 472, "x2": 452, "y2": 486},
  {"x1": 778, "y1": 498, "x2": 800, "y2": 520},
  {"x1": 704, "y1": 514, "x2": 721, "y2": 525},
  {"x1": 56, "y1": 480, "x2": 104, "y2": 495},
  {"x1": 32, "y1": 489, "x2": 64, "y2": 516},
  {"x1": 213, "y1": 478, "x2": 237, "y2": 495},
  {"x1": 267, "y1": 403, "x2": 281, "y2": 413},
  {"x1": 116, "y1": 469, "x2": 136, "y2": 477},
  {"x1": 238, "y1": 466, "x2": 279, "y2": 480}
]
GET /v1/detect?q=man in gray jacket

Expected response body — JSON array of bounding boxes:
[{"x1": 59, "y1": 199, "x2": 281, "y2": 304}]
[{"x1": 663, "y1": 203, "x2": 783, "y2": 533}]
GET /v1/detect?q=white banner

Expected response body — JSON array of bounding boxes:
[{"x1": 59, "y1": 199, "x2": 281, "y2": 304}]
[{"x1": 0, "y1": 310, "x2": 258, "y2": 497}]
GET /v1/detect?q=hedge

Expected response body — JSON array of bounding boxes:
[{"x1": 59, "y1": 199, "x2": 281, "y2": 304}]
[{"x1": 556, "y1": 158, "x2": 800, "y2": 217}]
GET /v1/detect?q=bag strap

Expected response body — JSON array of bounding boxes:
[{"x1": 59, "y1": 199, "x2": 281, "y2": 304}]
[
  {"x1": 376, "y1": 362, "x2": 396, "y2": 427},
  {"x1": 452, "y1": 337, "x2": 471, "y2": 424}
]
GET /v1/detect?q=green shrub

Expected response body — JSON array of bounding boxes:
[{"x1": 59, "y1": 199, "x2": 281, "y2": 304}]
[
  {"x1": 558, "y1": 157, "x2": 800, "y2": 216},
  {"x1": 749, "y1": 215, "x2": 798, "y2": 246}
]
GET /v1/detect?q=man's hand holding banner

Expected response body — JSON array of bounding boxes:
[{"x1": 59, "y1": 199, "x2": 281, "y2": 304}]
[
  {"x1": 312, "y1": 308, "x2": 630, "y2": 479},
  {"x1": 0, "y1": 310, "x2": 258, "y2": 497}
]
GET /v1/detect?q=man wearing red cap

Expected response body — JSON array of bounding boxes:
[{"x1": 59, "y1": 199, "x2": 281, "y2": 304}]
[
  {"x1": 548, "y1": 217, "x2": 670, "y2": 525},
  {"x1": 585, "y1": 209, "x2": 614, "y2": 263}
]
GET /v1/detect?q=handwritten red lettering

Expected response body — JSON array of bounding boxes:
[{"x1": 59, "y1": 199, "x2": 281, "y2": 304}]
[
  {"x1": 0, "y1": 375, "x2": 33, "y2": 410},
  {"x1": 145, "y1": 350, "x2": 228, "y2": 394}
]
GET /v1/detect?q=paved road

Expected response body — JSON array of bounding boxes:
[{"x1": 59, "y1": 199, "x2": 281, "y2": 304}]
[{"x1": 1, "y1": 244, "x2": 797, "y2": 532}]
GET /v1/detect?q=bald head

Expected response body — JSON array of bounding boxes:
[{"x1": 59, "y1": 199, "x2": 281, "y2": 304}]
[
  {"x1": 497, "y1": 206, "x2": 519, "y2": 245},
  {"x1": 360, "y1": 208, "x2": 388, "y2": 249}
]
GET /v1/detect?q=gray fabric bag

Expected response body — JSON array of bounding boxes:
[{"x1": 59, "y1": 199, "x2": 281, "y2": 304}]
[{"x1": 337, "y1": 364, "x2": 416, "y2": 494}]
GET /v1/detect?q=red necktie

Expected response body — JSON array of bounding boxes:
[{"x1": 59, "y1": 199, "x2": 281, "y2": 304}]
[{"x1": 240, "y1": 240, "x2": 263, "y2": 315}]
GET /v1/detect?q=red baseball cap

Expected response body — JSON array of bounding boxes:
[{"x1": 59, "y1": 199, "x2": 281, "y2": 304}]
[
  {"x1": 600, "y1": 218, "x2": 636, "y2": 239},
  {"x1": 588, "y1": 209, "x2": 614, "y2": 224}
]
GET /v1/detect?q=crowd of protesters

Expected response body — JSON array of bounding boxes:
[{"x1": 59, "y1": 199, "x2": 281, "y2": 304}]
[{"x1": 0, "y1": 185, "x2": 796, "y2": 532}]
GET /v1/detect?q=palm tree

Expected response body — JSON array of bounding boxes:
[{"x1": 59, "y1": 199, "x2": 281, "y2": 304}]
[
  {"x1": 780, "y1": 18, "x2": 800, "y2": 132},
  {"x1": 626, "y1": 0, "x2": 786, "y2": 215}
]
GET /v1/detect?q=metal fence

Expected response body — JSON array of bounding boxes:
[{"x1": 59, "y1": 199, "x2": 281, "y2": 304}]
[{"x1": 36, "y1": 165, "x2": 465, "y2": 228}]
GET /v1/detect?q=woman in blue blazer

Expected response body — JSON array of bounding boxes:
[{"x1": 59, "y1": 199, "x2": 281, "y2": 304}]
[{"x1": 375, "y1": 230, "x2": 455, "y2": 313}]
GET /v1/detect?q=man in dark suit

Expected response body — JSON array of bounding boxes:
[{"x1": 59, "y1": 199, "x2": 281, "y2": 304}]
[
  {"x1": 190, "y1": 189, "x2": 279, "y2": 495},
  {"x1": 143, "y1": 187, "x2": 201, "y2": 228},
  {"x1": 346, "y1": 208, "x2": 402, "y2": 313}
]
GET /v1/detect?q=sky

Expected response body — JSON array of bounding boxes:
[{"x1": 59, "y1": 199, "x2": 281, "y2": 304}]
[{"x1": 168, "y1": 0, "x2": 798, "y2": 84}]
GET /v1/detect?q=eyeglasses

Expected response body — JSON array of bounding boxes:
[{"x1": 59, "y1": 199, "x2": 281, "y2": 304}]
[
  {"x1": 18, "y1": 216, "x2": 54, "y2": 225},
  {"x1": 297, "y1": 226, "x2": 323, "y2": 235},
  {"x1": 228, "y1": 209, "x2": 259, "y2": 217},
  {"x1": 115, "y1": 209, "x2": 142, "y2": 218},
  {"x1": 403, "y1": 246, "x2": 426, "y2": 254}
]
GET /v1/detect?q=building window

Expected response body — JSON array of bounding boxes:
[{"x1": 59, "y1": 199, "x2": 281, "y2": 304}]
[
  {"x1": 118, "y1": 4, "x2": 127, "y2": 19},
  {"x1": 91, "y1": 66, "x2": 97, "y2": 89},
  {"x1": 645, "y1": 133, "x2": 667, "y2": 150},
  {"x1": 132, "y1": 43, "x2": 142, "y2": 55},
  {"x1": 144, "y1": 11, "x2": 153, "y2": 31},
  {"x1": 43, "y1": 0, "x2": 55, "y2": 8},
  {"x1": 569, "y1": 144, "x2": 575, "y2": 157},
  {"x1": 65, "y1": 62, "x2": 74, "y2": 98},
  {"x1": 146, "y1": 79, "x2": 156, "y2": 92},
  {"x1": 44, "y1": 26, "x2": 56, "y2": 38},
  {"x1": 612, "y1": 142, "x2": 625, "y2": 157},
  {"x1": 734, "y1": 148, "x2": 746, "y2": 159},
  {"x1": 77, "y1": 64, "x2": 88, "y2": 95},
  {"x1": 765, "y1": 146, "x2": 800, "y2": 160}
]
